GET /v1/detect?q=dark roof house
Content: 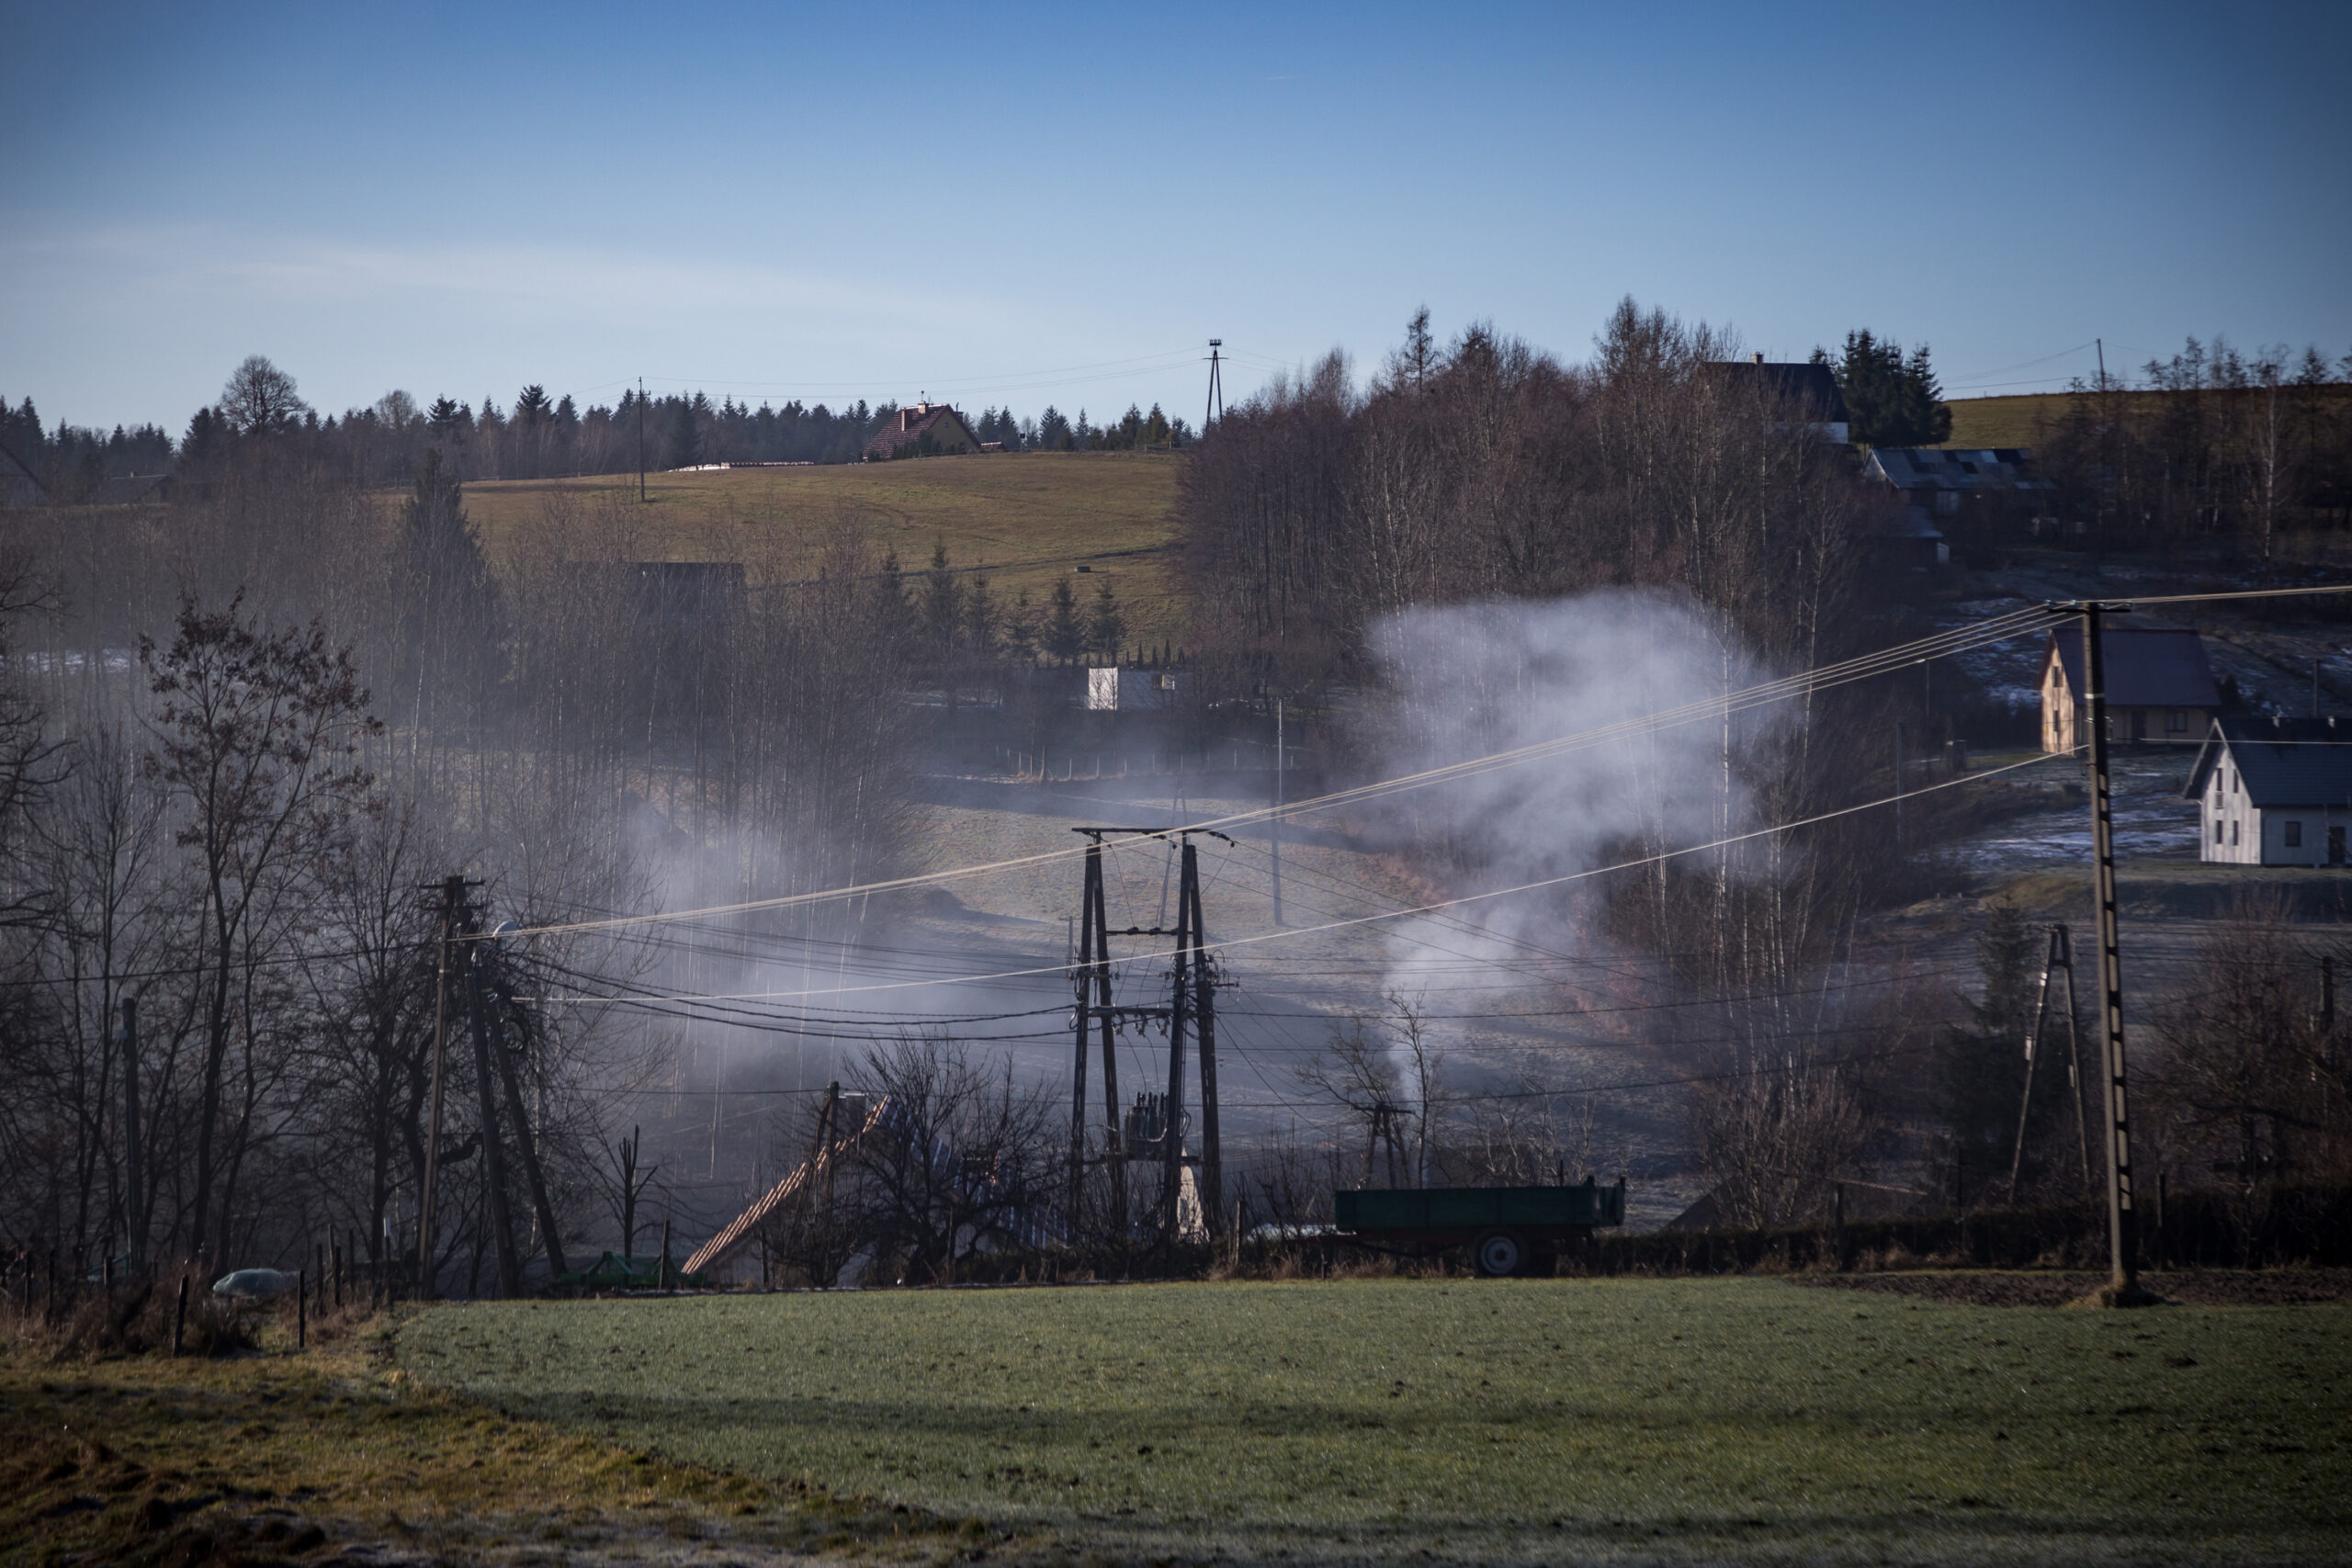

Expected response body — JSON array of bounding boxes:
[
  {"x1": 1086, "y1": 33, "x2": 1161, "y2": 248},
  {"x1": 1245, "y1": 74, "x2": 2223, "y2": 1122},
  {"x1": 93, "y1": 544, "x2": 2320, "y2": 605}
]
[
  {"x1": 1866, "y1": 447, "x2": 2056, "y2": 498},
  {"x1": 2040, "y1": 621, "x2": 2222, "y2": 752},
  {"x1": 2182, "y1": 716, "x2": 2352, "y2": 865},
  {"x1": 862, "y1": 401, "x2": 982, "y2": 462},
  {"x1": 1715, "y1": 355, "x2": 1849, "y2": 442}
]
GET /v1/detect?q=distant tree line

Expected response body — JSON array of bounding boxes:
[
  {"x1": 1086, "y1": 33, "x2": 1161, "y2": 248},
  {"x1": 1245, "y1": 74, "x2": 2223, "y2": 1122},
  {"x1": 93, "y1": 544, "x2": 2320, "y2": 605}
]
[
  {"x1": 2033, "y1": 337, "x2": 2352, "y2": 555},
  {"x1": 3, "y1": 357, "x2": 1193, "y2": 502}
]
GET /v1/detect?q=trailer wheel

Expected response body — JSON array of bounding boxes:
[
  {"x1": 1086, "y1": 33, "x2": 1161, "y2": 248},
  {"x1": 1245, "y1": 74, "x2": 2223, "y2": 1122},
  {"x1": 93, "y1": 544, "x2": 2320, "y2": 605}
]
[{"x1": 1472, "y1": 1231, "x2": 1526, "y2": 1278}]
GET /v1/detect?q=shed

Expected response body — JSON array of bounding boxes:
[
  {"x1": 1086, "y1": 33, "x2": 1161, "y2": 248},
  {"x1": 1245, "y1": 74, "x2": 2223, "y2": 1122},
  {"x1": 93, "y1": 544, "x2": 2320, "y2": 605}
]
[
  {"x1": 2040, "y1": 622, "x2": 2221, "y2": 753},
  {"x1": 1085, "y1": 666, "x2": 1186, "y2": 712},
  {"x1": 2182, "y1": 716, "x2": 2352, "y2": 866}
]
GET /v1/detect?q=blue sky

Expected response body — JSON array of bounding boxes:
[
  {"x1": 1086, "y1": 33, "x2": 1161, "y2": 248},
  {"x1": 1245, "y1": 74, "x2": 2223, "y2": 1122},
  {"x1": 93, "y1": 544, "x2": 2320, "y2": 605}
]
[{"x1": 4, "y1": 0, "x2": 2346, "y2": 434}]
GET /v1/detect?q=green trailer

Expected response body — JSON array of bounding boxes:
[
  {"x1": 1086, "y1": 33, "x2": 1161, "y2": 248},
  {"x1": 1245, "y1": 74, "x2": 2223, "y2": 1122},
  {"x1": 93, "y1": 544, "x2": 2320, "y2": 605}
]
[{"x1": 1333, "y1": 1178, "x2": 1626, "y2": 1276}]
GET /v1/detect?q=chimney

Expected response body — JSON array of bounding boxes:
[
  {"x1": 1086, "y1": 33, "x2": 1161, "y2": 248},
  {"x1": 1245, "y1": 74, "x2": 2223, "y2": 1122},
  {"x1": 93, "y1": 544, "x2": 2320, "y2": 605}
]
[{"x1": 1751, "y1": 352, "x2": 1765, "y2": 365}]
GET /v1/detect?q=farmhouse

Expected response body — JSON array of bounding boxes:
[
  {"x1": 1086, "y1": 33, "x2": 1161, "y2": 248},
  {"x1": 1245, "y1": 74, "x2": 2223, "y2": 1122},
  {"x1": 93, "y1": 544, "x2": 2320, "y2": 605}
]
[
  {"x1": 2182, "y1": 716, "x2": 2352, "y2": 865},
  {"x1": 863, "y1": 400, "x2": 981, "y2": 461},
  {"x1": 1715, "y1": 355, "x2": 1849, "y2": 443},
  {"x1": 2040, "y1": 621, "x2": 2221, "y2": 753}
]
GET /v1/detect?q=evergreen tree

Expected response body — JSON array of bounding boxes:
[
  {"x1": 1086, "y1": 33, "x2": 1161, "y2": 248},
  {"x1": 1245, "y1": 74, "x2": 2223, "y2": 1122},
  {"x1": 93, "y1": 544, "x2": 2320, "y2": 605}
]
[
  {"x1": 1087, "y1": 577, "x2": 1125, "y2": 660},
  {"x1": 1819, "y1": 330, "x2": 1953, "y2": 446},
  {"x1": 920, "y1": 539, "x2": 963, "y2": 663},
  {"x1": 1043, "y1": 575, "x2": 1085, "y2": 661}
]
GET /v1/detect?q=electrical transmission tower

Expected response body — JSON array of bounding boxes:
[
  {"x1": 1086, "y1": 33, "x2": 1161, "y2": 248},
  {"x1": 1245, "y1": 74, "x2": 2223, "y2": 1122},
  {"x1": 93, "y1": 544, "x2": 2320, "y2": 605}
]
[
  {"x1": 1204, "y1": 340, "x2": 1225, "y2": 433},
  {"x1": 1068, "y1": 827, "x2": 1227, "y2": 1244}
]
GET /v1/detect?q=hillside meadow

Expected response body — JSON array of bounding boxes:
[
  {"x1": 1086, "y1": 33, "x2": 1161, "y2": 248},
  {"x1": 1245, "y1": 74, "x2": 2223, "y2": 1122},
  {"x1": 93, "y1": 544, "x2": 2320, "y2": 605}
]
[
  {"x1": 401, "y1": 1274, "x2": 2352, "y2": 1565},
  {"x1": 457, "y1": 449, "x2": 1192, "y2": 648}
]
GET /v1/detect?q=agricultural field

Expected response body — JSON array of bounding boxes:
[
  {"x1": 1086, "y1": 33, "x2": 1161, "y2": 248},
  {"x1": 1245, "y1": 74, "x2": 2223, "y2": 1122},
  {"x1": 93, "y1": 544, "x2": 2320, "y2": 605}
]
[
  {"x1": 1940, "y1": 393, "x2": 2064, "y2": 451},
  {"x1": 402, "y1": 1274, "x2": 2352, "y2": 1564},
  {"x1": 458, "y1": 450, "x2": 1192, "y2": 647}
]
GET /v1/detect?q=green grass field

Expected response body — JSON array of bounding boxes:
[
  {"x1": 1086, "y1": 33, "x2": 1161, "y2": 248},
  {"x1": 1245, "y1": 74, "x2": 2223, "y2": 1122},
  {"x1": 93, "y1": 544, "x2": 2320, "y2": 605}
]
[
  {"x1": 458, "y1": 450, "x2": 1191, "y2": 645},
  {"x1": 401, "y1": 1276, "x2": 2352, "y2": 1564}
]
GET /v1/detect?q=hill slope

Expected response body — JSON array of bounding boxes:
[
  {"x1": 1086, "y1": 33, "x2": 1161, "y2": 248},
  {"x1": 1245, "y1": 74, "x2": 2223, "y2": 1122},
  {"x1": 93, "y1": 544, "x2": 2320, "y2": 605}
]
[{"x1": 460, "y1": 450, "x2": 1190, "y2": 645}]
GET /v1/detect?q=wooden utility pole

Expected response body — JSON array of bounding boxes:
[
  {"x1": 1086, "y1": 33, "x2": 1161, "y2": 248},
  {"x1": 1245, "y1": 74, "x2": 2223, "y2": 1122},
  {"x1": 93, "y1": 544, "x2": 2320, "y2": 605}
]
[
  {"x1": 2007, "y1": 923, "x2": 2092, "y2": 1197},
  {"x1": 465, "y1": 939, "x2": 525, "y2": 1297},
  {"x1": 479, "y1": 939, "x2": 569, "y2": 1280},
  {"x1": 2066, "y1": 603, "x2": 2142, "y2": 1297},
  {"x1": 416, "y1": 874, "x2": 468, "y2": 1296},
  {"x1": 118, "y1": 998, "x2": 143, "y2": 1275},
  {"x1": 637, "y1": 377, "x2": 648, "y2": 502}
]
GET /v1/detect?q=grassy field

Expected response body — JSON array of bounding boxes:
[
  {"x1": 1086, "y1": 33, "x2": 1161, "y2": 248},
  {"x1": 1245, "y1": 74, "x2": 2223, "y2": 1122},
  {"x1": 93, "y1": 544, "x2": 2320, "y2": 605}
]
[
  {"x1": 401, "y1": 1275, "x2": 2352, "y2": 1564},
  {"x1": 1942, "y1": 394, "x2": 2064, "y2": 451},
  {"x1": 458, "y1": 450, "x2": 1192, "y2": 646}
]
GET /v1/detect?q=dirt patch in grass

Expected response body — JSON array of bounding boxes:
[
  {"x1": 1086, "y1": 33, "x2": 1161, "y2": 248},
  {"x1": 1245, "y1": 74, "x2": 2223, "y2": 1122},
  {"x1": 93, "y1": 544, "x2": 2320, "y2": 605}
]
[
  {"x1": 0, "y1": 1305, "x2": 1002, "y2": 1565},
  {"x1": 1791, "y1": 1269, "x2": 2352, "y2": 1307}
]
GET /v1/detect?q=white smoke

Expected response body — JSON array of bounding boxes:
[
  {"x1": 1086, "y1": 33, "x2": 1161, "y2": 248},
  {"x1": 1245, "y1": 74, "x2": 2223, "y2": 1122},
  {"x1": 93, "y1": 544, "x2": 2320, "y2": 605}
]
[{"x1": 1357, "y1": 589, "x2": 1776, "y2": 1000}]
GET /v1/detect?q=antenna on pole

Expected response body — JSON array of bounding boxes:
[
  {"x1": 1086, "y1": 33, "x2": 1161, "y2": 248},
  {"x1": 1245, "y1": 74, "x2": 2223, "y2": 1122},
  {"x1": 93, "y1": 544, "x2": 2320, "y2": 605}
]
[{"x1": 1204, "y1": 340, "x2": 1225, "y2": 433}]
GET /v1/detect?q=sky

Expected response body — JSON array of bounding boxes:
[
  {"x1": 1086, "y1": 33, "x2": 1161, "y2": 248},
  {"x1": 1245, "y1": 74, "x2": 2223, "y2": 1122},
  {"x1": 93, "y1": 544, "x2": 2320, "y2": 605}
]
[{"x1": 4, "y1": 0, "x2": 2347, "y2": 435}]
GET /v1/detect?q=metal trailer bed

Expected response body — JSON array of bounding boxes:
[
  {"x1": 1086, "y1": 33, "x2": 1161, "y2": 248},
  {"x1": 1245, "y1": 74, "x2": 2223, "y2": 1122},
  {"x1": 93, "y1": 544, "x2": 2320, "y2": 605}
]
[{"x1": 1333, "y1": 1178, "x2": 1627, "y2": 1276}]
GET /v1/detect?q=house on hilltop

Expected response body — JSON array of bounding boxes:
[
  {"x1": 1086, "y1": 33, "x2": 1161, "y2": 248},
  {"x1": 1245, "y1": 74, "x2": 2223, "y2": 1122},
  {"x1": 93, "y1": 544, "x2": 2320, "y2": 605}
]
[
  {"x1": 2039, "y1": 621, "x2": 2220, "y2": 753},
  {"x1": 2183, "y1": 716, "x2": 2352, "y2": 865},
  {"x1": 863, "y1": 401, "x2": 982, "y2": 461}
]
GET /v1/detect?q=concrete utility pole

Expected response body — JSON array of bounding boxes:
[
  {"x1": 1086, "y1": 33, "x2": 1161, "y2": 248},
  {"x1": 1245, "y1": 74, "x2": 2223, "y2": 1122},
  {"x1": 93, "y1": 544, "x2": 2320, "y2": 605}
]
[
  {"x1": 1271, "y1": 696, "x2": 1285, "y2": 927},
  {"x1": 1068, "y1": 833, "x2": 1126, "y2": 1231},
  {"x1": 2059, "y1": 602, "x2": 2142, "y2": 1298}
]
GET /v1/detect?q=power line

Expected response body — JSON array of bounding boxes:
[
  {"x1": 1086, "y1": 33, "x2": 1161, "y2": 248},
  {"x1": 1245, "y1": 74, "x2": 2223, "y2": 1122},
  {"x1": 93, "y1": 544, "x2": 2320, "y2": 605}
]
[{"x1": 523, "y1": 750, "x2": 2060, "y2": 1008}]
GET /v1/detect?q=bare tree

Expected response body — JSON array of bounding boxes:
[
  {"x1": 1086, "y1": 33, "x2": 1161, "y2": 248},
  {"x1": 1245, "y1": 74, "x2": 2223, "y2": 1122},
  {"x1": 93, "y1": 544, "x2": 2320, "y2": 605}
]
[
  {"x1": 141, "y1": 595, "x2": 380, "y2": 1263},
  {"x1": 845, "y1": 1034, "x2": 1055, "y2": 1283},
  {"x1": 216, "y1": 355, "x2": 311, "y2": 438}
]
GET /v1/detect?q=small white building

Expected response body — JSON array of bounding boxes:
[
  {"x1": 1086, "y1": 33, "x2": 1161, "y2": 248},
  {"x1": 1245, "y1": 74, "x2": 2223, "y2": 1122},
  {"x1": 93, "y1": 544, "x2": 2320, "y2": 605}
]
[
  {"x1": 1085, "y1": 667, "x2": 1184, "y2": 712},
  {"x1": 2182, "y1": 716, "x2": 2352, "y2": 866}
]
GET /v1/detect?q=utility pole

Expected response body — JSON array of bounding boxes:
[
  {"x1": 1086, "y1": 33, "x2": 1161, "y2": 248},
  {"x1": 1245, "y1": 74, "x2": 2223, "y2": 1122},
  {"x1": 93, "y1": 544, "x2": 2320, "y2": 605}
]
[
  {"x1": 480, "y1": 932, "x2": 569, "y2": 1280},
  {"x1": 1271, "y1": 696, "x2": 1284, "y2": 926},
  {"x1": 1204, "y1": 340, "x2": 1225, "y2": 434},
  {"x1": 416, "y1": 874, "x2": 469, "y2": 1296},
  {"x1": 637, "y1": 377, "x2": 648, "y2": 502},
  {"x1": 464, "y1": 907, "x2": 525, "y2": 1296},
  {"x1": 2007, "y1": 923, "x2": 2090, "y2": 1197},
  {"x1": 1893, "y1": 721, "x2": 1905, "y2": 855},
  {"x1": 2060, "y1": 601, "x2": 2143, "y2": 1298},
  {"x1": 118, "y1": 998, "x2": 142, "y2": 1276},
  {"x1": 1068, "y1": 834, "x2": 1125, "y2": 1233},
  {"x1": 1185, "y1": 839, "x2": 1222, "y2": 1230}
]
